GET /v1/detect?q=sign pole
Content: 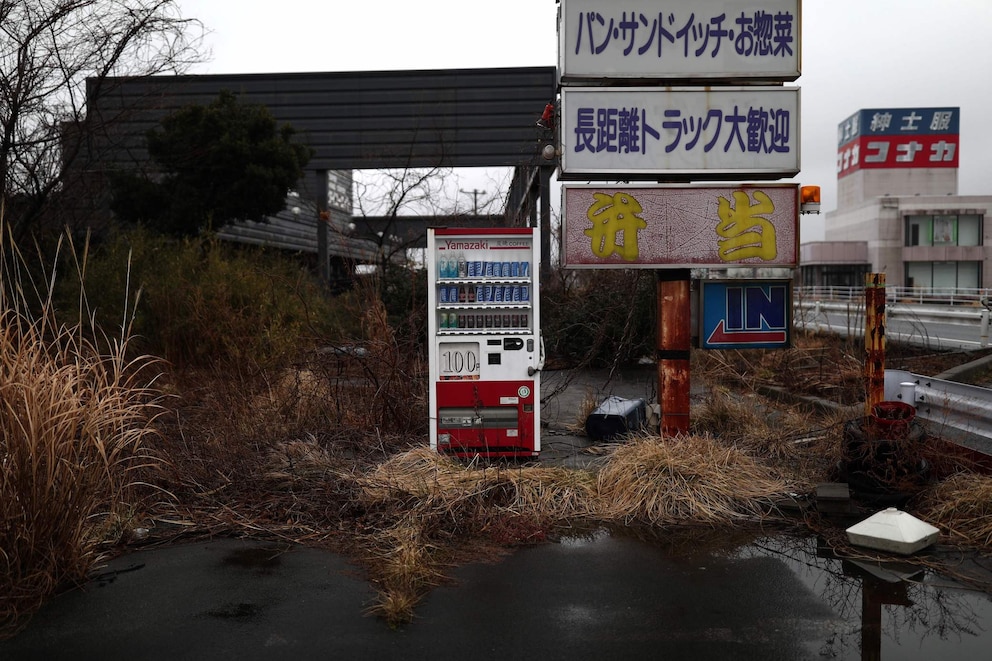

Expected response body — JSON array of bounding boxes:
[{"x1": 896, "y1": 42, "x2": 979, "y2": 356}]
[
  {"x1": 658, "y1": 269, "x2": 691, "y2": 435},
  {"x1": 865, "y1": 273, "x2": 886, "y2": 415}
]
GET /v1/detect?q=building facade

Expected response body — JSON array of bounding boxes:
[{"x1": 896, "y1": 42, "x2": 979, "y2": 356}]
[{"x1": 800, "y1": 107, "x2": 992, "y2": 292}]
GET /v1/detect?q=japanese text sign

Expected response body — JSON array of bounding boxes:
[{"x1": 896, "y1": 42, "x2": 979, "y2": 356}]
[
  {"x1": 559, "y1": 0, "x2": 801, "y2": 82},
  {"x1": 561, "y1": 184, "x2": 799, "y2": 268},
  {"x1": 836, "y1": 107, "x2": 960, "y2": 178},
  {"x1": 560, "y1": 86, "x2": 800, "y2": 180}
]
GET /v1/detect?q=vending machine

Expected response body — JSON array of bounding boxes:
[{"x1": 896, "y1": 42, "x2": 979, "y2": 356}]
[{"x1": 427, "y1": 227, "x2": 542, "y2": 458}]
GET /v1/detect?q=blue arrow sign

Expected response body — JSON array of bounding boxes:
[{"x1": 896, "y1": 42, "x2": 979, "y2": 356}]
[{"x1": 700, "y1": 280, "x2": 792, "y2": 350}]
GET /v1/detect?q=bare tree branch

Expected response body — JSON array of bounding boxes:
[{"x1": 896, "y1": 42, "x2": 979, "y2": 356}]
[{"x1": 0, "y1": 0, "x2": 206, "y2": 240}]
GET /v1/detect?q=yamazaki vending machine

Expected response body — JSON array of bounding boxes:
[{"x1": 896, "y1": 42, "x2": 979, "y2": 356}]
[{"x1": 427, "y1": 227, "x2": 542, "y2": 458}]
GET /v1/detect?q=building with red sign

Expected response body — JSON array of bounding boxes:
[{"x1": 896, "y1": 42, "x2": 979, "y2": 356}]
[{"x1": 800, "y1": 107, "x2": 992, "y2": 292}]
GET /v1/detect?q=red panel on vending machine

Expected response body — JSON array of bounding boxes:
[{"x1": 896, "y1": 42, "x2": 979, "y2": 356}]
[{"x1": 427, "y1": 228, "x2": 542, "y2": 458}]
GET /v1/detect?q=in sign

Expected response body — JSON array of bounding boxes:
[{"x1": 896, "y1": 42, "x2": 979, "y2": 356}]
[{"x1": 700, "y1": 281, "x2": 792, "y2": 350}]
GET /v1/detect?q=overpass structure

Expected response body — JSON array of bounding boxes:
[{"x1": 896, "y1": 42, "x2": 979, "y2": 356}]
[{"x1": 69, "y1": 66, "x2": 559, "y2": 279}]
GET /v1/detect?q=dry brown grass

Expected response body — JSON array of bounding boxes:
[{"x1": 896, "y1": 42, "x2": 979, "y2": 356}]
[
  {"x1": 691, "y1": 386, "x2": 847, "y2": 485},
  {"x1": 362, "y1": 447, "x2": 595, "y2": 519},
  {"x1": 353, "y1": 438, "x2": 804, "y2": 624},
  {"x1": 594, "y1": 433, "x2": 797, "y2": 526},
  {"x1": 354, "y1": 447, "x2": 597, "y2": 625},
  {"x1": 0, "y1": 311, "x2": 163, "y2": 636},
  {"x1": 567, "y1": 388, "x2": 600, "y2": 433},
  {"x1": 917, "y1": 473, "x2": 992, "y2": 548},
  {"x1": 9, "y1": 230, "x2": 992, "y2": 641}
]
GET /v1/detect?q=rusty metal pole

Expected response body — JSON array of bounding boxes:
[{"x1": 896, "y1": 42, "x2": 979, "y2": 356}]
[
  {"x1": 865, "y1": 272, "x2": 886, "y2": 416},
  {"x1": 658, "y1": 269, "x2": 692, "y2": 436}
]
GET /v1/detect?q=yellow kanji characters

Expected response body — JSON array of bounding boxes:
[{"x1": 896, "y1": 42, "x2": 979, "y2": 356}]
[
  {"x1": 584, "y1": 192, "x2": 647, "y2": 261},
  {"x1": 715, "y1": 190, "x2": 778, "y2": 262}
]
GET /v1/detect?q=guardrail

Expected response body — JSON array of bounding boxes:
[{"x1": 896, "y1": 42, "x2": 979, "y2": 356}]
[
  {"x1": 886, "y1": 369, "x2": 992, "y2": 448},
  {"x1": 795, "y1": 286, "x2": 991, "y2": 307},
  {"x1": 793, "y1": 294, "x2": 992, "y2": 350},
  {"x1": 790, "y1": 288, "x2": 992, "y2": 445}
]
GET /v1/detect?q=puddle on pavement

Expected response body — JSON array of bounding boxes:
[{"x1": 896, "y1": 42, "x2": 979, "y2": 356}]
[
  {"x1": 220, "y1": 544, "x2": 289, "y2": 575},
  {"x1": 600, "y1": 526, "x2": 992, "y2": 660}
]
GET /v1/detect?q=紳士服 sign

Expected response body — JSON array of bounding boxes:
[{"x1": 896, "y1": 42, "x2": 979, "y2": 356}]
[
  {"x1": 558, "y1": 0, "x2": 801, "y2": 82},
  {"x1": 559, "y1": 86, "x2": 800, "y2": 180},
  {"x1": 837, "y1": 107, "x2": 960, "y2": 178},
  {"x1": 561, "y1": 184, "x2": 799, "y2": 268}
]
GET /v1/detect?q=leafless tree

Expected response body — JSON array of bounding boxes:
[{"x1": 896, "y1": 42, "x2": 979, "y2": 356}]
[
  {"x1": 351, "y1": 166, "x2": 456, "y2": 275},
  {"x1": 0, "y1": 0, "x2": 205, "y2": 240}
]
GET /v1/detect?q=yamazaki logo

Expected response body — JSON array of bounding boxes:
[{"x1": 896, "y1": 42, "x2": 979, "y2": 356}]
[{"x1": 444, "y1": 240, "x2": 489, "y2": 250}]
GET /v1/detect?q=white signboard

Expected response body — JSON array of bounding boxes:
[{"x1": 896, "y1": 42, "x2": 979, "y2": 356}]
[
  {"x1": 559, "y1": 86, "x2": 800, "y2": 180},
  {"x1": 558, "y1": 0, "x2": 801, "y2": 82}
]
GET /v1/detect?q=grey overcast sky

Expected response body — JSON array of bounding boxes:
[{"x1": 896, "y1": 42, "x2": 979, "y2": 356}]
[{"x1": 177, "y1": 0, "x2": 992, "y2": 242}]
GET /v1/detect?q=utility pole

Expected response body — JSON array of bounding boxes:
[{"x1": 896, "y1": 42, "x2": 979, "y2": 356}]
[{"x1": 460, "y1": 188, "x2": 486, "y2": 215}]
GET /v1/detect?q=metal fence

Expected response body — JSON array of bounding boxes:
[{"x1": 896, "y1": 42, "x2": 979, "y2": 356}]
[{"x1": 795, "y1": 286, "x2": 991, "y2": 307}]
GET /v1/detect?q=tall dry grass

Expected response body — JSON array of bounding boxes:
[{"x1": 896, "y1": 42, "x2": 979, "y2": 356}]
[
  {"x1": 918, "y1": 473, "x2": 992, "y2": 548},
  {"x1": 1, "y1": 231, "x2": 163, "y2": 637}
]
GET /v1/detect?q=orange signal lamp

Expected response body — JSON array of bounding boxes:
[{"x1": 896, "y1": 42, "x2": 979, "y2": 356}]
[{"x1": 800, "y1": 185, "x2": 821, "y2": 214}]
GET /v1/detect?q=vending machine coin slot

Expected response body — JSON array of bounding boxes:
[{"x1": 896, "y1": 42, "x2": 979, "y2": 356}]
[{"x1": 503, "y1": 338, "x2": 524, "y2": 351}]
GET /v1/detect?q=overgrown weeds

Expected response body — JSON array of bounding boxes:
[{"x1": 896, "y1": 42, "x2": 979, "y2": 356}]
[
  {"x1": 1, "y1": 231, "x2": 163, "y2": 638},
  {"x1": 7, "y1": 221, "x2": 992, "y2": 638},
  {"x1": 918, "y1": 473, "x2": 992, "y2": 548}
]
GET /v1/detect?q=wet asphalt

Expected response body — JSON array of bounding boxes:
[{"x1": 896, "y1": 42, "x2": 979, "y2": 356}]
[{"x1": 3, "y1": 367, "x2": 992, "y2": 659}]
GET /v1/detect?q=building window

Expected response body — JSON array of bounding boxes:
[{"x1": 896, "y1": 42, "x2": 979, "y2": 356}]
[
  {"x1": 959, "y1": 214, "x2": 982, "y2": 246},
  {"x1": 905, "y1": 261, "x2": 982, "y2": 289},
  {"x1": 905, "y1": 214, "x2": 984, "y2": 247}
]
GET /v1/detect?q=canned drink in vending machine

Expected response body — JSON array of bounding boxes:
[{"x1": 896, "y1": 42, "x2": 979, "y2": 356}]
[
  {"x1": 439, "y1": 286, "x2": 448, "y2": 304},
  {"x1": 511, "y1": 314, "x2": 520, "y2": 328},
  {"x1": 484, "y1": 314, "x2": 493, "y2": 328},
  {"x1": 494, "y1": 285, "x2": 503, "y2": 302},
  {"x1": 485, "y1": 261, "x2": 494, "y2": 277},
  {"x1": 501, "y1": 262, "x2": 511, "y2": 277},
  {"x1": 520, "y1": 285, "x2": 530, "y2": 301},
  {"x1": 520, "y1": 261, "x2": 530, "y2": 277},
  {"x1": 520, "y1": 313, "x2": 528, "y2": 328},
  {"x1": 512, "y1": 285, "x2": 521, "y2": 302},
  {"x1": 483, "y1": 285, "x2": 493, "y2": 303},
  {"x1": 511, "y1": 261, "x2": 519, "y2": 277},
  {"x1": 476, "y1": 285, "x2": 484, "y2": 302},
  {"x1": 502, "y1": 314, "x2": 511, "y2": 327}
]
